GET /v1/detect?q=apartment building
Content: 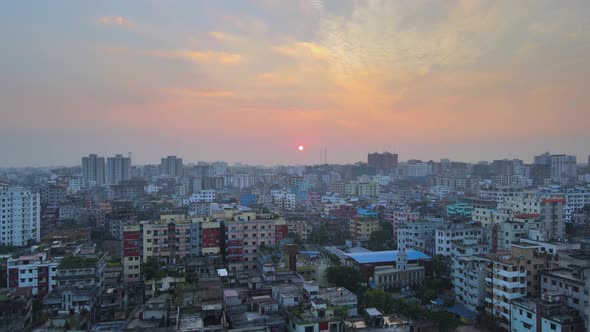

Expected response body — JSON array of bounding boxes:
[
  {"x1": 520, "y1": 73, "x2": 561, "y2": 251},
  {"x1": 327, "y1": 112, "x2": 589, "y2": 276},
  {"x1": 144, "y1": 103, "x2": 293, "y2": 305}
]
[
  {"x1": 539, "y1": 198, "x2": 566, "y2": 241},
  {"x1": 7, "y1": 252, "x2": 58, "y2": 298},
  {"x1": 510, "y1": 295, "x2": 585, "y2": 332},
  {"x1": 194, "y1": 218, "x2": 221, "y2": 255},
  {"x1": 452, "y1": 255, "x2": 488, "y2": 312},
  {"x1": 349, "y1": 216, "x2": 379, "y2": 241},
  {"x1": 82, "y1": 154, "x2": 106, "y2": 187},
  {"x1": 287, "y1": 219, "x2": 312, "y2": 242},
  {"x1": 435, "y1": 222, "x2": 486, "y2": 256},
  {"x1": 106, "y1": 154, "x2": 131, "y2": 186},
  {"x1": 0, "y1": 186, "x2": 41, "y2": 246},
  {"x1": 122, "y1": 224, "x2": 141, "y2": 283},
  {"x1": 344, "y1": 181, "x2": 378, "y2": 197},
  {"x1": 541, "y1": 267, "x2": 589, "y2": 323},
  {"x1": 225, "y1": 214, "x2": 287, "y2": 272},
  {"x1": 141, "y1": 217, "x2": 192, "y2": 264},
  {"x1": 384, "y1": 206, "x2": 420, "y2": 238},
  {"x1": 485, "y1": 243, "x2": 553, "y2": 329},
  {"x1": 398, "y1": 218, "x2": 442, "y2": 256}
]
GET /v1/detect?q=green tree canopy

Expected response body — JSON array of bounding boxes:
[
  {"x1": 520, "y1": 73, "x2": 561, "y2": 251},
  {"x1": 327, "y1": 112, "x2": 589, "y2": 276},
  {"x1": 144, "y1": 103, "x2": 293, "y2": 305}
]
[{"x1": 326, "y1": 265, "x2": 362, "y2": 293}]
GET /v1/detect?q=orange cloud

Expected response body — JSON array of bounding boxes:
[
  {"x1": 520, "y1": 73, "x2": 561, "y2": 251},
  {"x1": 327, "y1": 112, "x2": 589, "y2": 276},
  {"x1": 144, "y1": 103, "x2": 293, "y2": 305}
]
[
  {"x1": 209, "y1": 31, "x2": 241, "y2": 43},
  {"x1": 256, "y1": 72, "x2": 302, "y2": 85},
  {"x1": 166, "y1": 88, "x2": 237, "y2": 98},
  {"x1": 273, "y1": 42, "x2": 332, "y2": 61},
  {"x1": 97, "y1": 16, "x2": 131, "y2": 26},
  {"x1": 147, "y1": 49, "x2": 242, "y2": 65}
]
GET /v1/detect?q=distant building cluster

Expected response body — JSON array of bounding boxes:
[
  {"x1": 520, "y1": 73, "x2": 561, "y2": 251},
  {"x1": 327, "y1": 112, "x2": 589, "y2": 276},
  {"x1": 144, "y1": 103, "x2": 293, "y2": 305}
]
[{"x1": 0, "y1": 150, "x2": 589, "y2": 331}]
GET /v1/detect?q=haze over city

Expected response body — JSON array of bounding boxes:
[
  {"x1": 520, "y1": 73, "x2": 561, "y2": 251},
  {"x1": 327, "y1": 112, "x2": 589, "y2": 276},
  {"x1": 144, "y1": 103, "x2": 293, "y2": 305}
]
[{"x1": 1, "y1": 0, "x2": 590, "y2": 167}]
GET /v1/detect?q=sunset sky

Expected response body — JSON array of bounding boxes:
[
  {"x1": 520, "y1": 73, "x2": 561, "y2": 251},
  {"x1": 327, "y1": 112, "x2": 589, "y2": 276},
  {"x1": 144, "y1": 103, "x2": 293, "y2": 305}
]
[{"x1": 1, "y1": 0, "x2": 589, "y2": 167}]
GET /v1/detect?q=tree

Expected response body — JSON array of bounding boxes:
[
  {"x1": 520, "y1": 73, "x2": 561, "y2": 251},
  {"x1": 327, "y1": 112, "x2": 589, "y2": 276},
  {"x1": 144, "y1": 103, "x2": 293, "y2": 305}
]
[
  {"x1": 326, "y1": 266, "x2": 362, "y2": 293},
  {"x1": 477, "y1": 312, "x2": 500, "y2": 331},
  {"x1": 432, "y1": 254, "x2": 450, "y2": 277},
  {"x1": 333, "y1": 306, "x2": 349, "y2": 321},
  {"x1": 367, "y1": 229, "x2": 396, "y2": 251},
  {"x1": 362, "y1": 288, "x2": 394, "y2": 313},
  {"x1": 143, "y1": 257, "x2": 165, "y2": 281}
]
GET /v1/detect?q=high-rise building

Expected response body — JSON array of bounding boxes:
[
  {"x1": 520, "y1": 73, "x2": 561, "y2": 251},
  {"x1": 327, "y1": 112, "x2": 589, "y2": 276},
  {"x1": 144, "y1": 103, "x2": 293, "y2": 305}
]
[
  {"x1": 367, "y1": 152, "x2": 398, "y2": 171},
  {"x1": 540, "y1": 198, "x2": 566, "y2": 241},
  {"x1": 82, "y1": 154, "x2": 105, "y2": 187},
  {"x1": 550, "y1": 154, "x2": 577, "y2": 179},
  {"x1": 160, "y1": 155, "x2": 183, "y2": 177},
  {"x1": 106, "y1": 154, "x2": 131, "y2": 185},
  {"x1": 0, "y1": 187, "x2": 40, "y2": 246},
  {"x1": 534, "y1": 153, "x2": 577, "y2": 180}
]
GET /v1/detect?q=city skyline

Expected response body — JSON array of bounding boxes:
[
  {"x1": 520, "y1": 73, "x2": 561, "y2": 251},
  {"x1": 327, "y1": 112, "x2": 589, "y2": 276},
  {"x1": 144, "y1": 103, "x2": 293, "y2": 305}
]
[{"x1": 2, "y1": 1, "x2": 589, "y2": 167}]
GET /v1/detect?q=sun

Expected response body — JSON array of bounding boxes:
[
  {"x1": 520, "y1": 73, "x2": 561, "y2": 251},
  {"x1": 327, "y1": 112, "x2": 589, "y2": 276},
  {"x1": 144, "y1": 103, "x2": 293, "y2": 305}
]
[{"x1": 298, "y1": 145, "x2": 304, "y2": 151}]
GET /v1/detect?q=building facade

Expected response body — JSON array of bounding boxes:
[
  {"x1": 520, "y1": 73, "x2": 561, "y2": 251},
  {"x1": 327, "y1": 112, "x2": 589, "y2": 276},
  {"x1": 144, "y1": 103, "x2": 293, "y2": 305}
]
[{"x1": 0, "y1": 187, "x2": 40, "y2": 246}]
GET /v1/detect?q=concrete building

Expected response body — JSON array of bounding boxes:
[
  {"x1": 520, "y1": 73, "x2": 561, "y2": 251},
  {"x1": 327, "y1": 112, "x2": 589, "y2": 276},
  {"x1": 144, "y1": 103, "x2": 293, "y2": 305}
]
[
  {"x1": 540, "y1": 198, "x2": 566, "y2": 241},
  {"x1": 384, "y1": 206, "x2": 420, "y2": 239},
  {"x1": 344, "y1": 181, "x2": 378, "y2": 197},
  {"x1": 435, "y1": 222, "x2": 486, "y2": 257},
  {"x1": 0, "y1": 287, "x2": 33, "y2": 331},
  {"x1": 56, "y1": 251, "x2": 107, "y2": 293},
  {"x1": 189, "y1": 217, "x2": 222, "y2": 255},
  {"x1": 7, "y1": 252, "x2": 58, "y2": 298},
  {"x1": 82, "y1": 154, "x2": 106, "y2": 187},
  {"x1": 345, "y1": 250, "x2": 429, "y2": 289},
  {"x1": 550, "y1": 154, "x2": 577, "y2": 179},
  {"x1": 141, "y1": 216, "x2": 192, "y2": 264},
  {"x1": 349, "y1": 216, "x2": 379, "y2": 241},
  {"x1": 160, "y1": 155, "x2": 183, "y2": 177},
  {"x1": 287, "y1": 219, "x2": 312, "y2": 242},
  {"x1": 446, "y1": 202, "x2": 474, "y2": 218},
  {"x1": 122, "y1": 224, "x2": 141, "y2": 283},
  {"x1": 510, "y1": 295, "x2": 585, "y2": 332},
  {"x1": 398, "y1": 218, "x2": 443, "y2": 256},
  {"x1": 405, "y1": 162, "x2": 432, "y2": 177},
  {"x1": 485, "y1": 243, "x2": 553, "y2": 329},
  {"x1": 367, "y1": 152, "x2": 398, "y2": 172},
  {"x1": 0, "y1": 187, "x2": 40, "y2": 246},
  {"x1": 541, "y1": 267, "x2": 589, "y2": 324},
  {"x1": 225, "y1": 213, "x2": 287, "y2": 272},
  {"x1": 452, "y1": 255, "x2": 488, "y2": 312},
  {"x1": 106, "y1": 154, "x2": 131, "y2": 186}
]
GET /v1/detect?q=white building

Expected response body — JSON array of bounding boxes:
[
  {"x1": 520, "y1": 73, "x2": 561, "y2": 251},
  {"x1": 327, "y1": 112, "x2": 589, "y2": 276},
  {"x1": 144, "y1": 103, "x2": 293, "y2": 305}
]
[
  {"x1": 67, "y1": 177, "x2": 84, "y2": 194},
  {"x1": 321, "y1": 194, "x2": 346, "y2": 205},
  {"x1": 452, "y1": 255, "x2": 488, "y2": 312},
  {"x1": 435, "y1": 224, "x2": 486, "y2": 257},
  {"x1": 0, "y1": 187, "x2": 41, "y2": 246},
  {"x1": 271, "y1": 189, "x2": 297, "y2": 211},
  {"x1": 405, "y1": 163, "x2": 432, "y2": 177},
  {"x1": 7, "y1": 252, "x2": 58, "y2": 297},
  {"x1": 183, "y1": 190, "x2": 216, "y2": 204}
]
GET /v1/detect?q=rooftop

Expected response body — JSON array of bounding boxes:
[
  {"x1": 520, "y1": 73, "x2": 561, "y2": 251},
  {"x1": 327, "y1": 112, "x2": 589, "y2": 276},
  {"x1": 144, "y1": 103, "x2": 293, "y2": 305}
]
[{"x1": 346, "y1": 250, "x2": 431, "y2": 264}]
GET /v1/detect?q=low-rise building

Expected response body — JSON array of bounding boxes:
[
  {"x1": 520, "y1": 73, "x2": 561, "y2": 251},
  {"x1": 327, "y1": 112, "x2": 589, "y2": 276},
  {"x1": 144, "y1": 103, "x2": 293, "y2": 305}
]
[
  {"x1": 511, "y1": 295, "x2": 585, "y2": 332},
  {"x1": 7, "y1": 252, "x2": 58, "y2": 298},
  {"x1": 541, "y1": 267, "x2": 589, "y2": 322},
  {"x1": 0, "y1": 287, "x2": 33, "y2": 331}
]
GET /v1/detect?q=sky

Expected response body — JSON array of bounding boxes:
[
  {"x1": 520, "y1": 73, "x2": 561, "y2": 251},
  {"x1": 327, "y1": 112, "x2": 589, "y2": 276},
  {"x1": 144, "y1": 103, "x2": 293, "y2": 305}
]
[{"x1": 1, "y1": 0, "x2": 589, "y2": 167}]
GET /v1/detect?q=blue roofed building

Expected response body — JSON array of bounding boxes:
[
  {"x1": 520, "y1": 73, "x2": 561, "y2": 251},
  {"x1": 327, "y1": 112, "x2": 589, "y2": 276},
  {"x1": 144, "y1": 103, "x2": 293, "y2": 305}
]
[
  {"x1": 446, "y1": 202, "x2": 474, "y2": 218},
  {"x1": 344, "y1": 250, "x2": 431, "y2": 289},
  {"x1": 356, "y1": 207, "x2": 378, "y2": 218}
]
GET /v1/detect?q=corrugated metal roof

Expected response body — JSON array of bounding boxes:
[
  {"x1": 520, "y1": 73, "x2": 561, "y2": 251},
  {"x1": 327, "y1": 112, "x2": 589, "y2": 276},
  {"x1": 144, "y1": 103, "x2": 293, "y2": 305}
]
[{"x1": 345, "y1": 250, "x2": 431, "y2": 264}]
